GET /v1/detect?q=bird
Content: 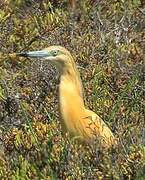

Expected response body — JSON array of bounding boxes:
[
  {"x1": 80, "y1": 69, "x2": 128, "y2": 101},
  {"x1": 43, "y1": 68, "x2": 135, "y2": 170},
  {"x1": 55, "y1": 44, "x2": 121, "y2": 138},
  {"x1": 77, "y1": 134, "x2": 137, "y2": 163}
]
[{"x1": 15, "y1": 46, "x2": 116, "y2": 148}]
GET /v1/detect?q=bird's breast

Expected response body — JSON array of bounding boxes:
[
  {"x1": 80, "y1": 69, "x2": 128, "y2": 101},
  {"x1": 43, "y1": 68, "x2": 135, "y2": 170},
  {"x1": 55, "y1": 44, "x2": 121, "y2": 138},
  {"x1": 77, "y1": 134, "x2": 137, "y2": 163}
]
[{"x1": 59, "y1": 81, "x2": 85, "y2": 136}]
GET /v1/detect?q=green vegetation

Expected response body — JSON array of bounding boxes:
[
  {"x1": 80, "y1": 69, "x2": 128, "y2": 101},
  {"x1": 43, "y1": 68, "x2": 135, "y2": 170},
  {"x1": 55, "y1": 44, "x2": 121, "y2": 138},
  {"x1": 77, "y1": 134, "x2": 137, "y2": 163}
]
[{"x1": 0, "y1": 0, "x2": 144, "y2": 179}]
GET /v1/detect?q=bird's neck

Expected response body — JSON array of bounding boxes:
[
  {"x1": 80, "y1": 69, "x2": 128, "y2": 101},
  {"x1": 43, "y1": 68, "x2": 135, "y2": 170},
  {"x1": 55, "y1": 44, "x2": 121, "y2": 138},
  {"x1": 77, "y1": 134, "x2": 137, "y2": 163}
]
[
  {"x1": 59, "y1": 65, "x2": 85, "y2": 129},
  {"x1": 61, "y1": 64, "x2": 83, "y2": 98}
]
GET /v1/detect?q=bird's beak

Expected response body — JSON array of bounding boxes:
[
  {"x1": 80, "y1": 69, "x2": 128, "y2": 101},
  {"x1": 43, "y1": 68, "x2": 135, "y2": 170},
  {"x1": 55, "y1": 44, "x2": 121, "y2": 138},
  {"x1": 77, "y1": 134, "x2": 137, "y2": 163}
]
[{"x1": 16, "y1": 50, "x2": 50, "y2": 58}]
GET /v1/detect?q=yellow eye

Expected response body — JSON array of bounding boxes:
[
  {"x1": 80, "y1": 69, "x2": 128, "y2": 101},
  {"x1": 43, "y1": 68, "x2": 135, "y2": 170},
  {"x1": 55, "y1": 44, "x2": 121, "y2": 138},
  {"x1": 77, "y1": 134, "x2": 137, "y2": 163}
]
[{"x1": 51, "y1": 50, "x2": 58, "y2": 56}]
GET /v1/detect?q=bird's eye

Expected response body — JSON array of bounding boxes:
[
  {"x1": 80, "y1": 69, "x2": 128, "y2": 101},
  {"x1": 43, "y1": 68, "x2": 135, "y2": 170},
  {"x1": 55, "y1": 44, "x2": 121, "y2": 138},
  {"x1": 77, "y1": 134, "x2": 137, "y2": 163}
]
[{"x1": 52, "y1": 50, "x2": 58, "y2": 56}]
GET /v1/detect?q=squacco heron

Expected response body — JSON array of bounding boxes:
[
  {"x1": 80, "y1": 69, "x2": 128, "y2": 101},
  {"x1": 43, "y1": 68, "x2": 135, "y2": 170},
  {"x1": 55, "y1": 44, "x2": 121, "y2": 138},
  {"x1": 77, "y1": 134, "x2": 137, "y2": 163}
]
[{"x1": 16, "y1": 46, "x2": 116, "y2": 147}]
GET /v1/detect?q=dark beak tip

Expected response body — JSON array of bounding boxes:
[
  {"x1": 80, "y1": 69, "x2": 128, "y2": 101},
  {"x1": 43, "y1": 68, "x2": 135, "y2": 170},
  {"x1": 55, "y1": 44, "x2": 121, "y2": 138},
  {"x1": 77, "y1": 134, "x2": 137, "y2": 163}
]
[{"x1": 16, "y1": 52, "x2": 28, "y2": 57}]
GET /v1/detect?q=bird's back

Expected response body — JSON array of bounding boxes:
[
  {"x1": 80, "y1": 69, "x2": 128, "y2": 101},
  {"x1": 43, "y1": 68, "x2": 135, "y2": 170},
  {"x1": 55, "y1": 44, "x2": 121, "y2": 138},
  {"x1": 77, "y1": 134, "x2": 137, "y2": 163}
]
[{"x1": 79, "y1": 109, "x2": 116, "y2": 147}]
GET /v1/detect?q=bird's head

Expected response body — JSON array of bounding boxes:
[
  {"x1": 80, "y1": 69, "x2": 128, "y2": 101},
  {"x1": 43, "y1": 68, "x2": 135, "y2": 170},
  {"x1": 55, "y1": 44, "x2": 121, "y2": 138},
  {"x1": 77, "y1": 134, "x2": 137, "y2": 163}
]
[{"x1": 16, "y1": 46, "x2": 74, "y2": 72}]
